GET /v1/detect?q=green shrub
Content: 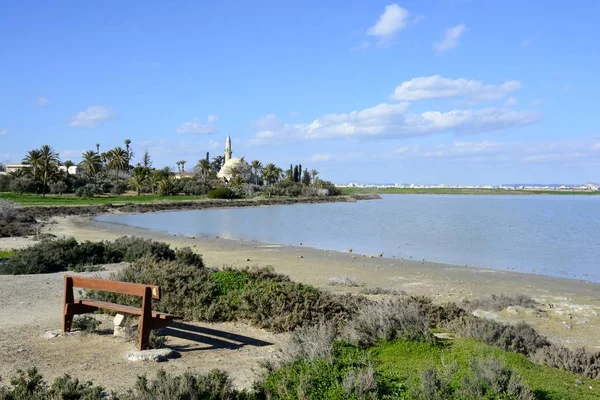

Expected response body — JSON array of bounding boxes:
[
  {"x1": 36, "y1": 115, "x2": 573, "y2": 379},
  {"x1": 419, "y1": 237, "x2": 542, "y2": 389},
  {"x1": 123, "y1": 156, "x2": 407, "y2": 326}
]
[
  {"x1": 0, "y1": 367, "x2": 103, "y2": 400},
  {"x1": 445, "y1": 315, "x2": 549, "y2": 357},
  {"x1": 406, "y1": 295, "x2": 468, "y2": 328},
  {"x1": 75, "y1": 184, "x2": 100, "y2": 198},
  {"x1": 210, "y1": 269, "x2": 254, "y2": 296},
  {"x1": 0, "y1": 237, "x2": 204, "y2": 275},
  {"x1": 0, "y1": 200, "x2": 37, "y2": 238},
  {"x1": 533, "y1": 345, "x2": 600, "y2": 380},
  {"x1": 119, "y1": 369, "x2": 244, "y2": 400},
  {"x1": 72, "y1": 315, "x2": 101, "y2": 333},
  {"x1": 0, "y1": 250, "x2": 15, "y2": 259},
  {"x1": 174, "y1": 247, "x2": 204, "y2": 268},
  {"x1": 207, "y1": 188, "x2": 236, "y2": 199}
]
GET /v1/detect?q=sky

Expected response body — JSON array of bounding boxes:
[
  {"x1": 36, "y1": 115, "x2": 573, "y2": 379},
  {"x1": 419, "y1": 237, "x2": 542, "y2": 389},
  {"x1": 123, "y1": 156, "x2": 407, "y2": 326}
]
[{"x1": 1, "y1": 0, "x2": 599, "y2": 185}]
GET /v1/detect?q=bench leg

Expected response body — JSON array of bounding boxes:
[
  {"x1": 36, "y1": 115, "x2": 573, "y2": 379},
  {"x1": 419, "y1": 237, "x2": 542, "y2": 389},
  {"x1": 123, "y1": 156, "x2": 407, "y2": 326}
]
[
  {"x1": 138, "y1": 287, "x2": 153, "y2": 350},
  {"x1": 63, "y1": 311, "x2": 73, "y2": 332}
]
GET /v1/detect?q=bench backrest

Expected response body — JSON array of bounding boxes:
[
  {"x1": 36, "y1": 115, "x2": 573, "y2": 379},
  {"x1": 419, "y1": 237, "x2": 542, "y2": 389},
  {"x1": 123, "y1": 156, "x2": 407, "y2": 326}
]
[{"x1": 65, "y1": 276, "x2": 160, "y2": 299}]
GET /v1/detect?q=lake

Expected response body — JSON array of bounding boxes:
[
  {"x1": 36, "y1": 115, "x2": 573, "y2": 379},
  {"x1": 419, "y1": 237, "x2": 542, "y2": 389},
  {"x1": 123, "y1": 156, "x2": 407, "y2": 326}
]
[{"x1": 96, "y1": 195, "x2": 600, "y2": 282}]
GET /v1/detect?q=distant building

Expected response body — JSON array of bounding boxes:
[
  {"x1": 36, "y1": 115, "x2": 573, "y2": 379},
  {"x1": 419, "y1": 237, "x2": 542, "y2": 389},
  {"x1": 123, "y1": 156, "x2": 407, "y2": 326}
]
[
  {"x1": 5, "y1": 164, "x2": 31, "y2": 174},
  {"x1": 217, "y1": 134, "x2": 251, "y2": 182},
  {"x1": 58, "y1": 165, "x2": 80, "y2": 175}
]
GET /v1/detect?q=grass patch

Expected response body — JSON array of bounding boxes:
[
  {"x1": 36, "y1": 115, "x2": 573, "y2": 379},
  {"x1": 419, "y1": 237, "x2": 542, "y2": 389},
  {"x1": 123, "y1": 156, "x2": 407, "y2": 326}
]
[
  {"x1": 340, "y1": 187, "x2": 600, "y2": 196},
  {"x1": 0, "y1": 250, "x2": 16, "y2": 259},
  {"x1": 372, "y1": 338, "x2": 598, "y2": 400}
]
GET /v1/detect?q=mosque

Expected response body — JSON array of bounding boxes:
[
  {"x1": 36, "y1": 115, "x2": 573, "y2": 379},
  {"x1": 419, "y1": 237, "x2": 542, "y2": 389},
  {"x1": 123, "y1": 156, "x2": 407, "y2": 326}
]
[{"x1": 216, "y1": 134, "x2": 251, "y2": 182}]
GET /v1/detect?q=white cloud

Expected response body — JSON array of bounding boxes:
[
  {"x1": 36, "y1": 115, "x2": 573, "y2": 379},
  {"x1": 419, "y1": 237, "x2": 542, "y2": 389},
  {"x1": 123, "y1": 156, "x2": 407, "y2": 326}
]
[
  {"x1": 0, "y1": 128, "x2": 8, "y2": 136},
  {"x1": 310, "y1": 153, "x2": 333, "y2": 162},
  {"x1": 504, "y1": 97, "x2": 518, "y2": 107},
  {"x1": 37, "y1": 97, "x2": 50, "y2": 106},
  {"x1": 69, "y1": 106, "x2": 115, "y2": 128},
  {"x1": 176, "y1": 115, "x2": 219, "y2": 135},
  {"x1": 251, "y1": 105, "x2": 540, "y2": 143},
  {"x1": 390, "y1": 75, "x2": 522, "y2": 103},
  {"x1": 434, "y1": 24, "x2": 467, "y2": 53},
  {"x1": 367, "y1": 4, "x2": 410, "y2": 45},
  {"x1": 393, "y1": 139, "x2": 600, "y2": 164}
]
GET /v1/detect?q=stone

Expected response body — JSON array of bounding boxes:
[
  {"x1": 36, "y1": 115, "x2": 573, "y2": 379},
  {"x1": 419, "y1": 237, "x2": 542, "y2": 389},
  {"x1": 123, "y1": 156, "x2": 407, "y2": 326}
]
[
  {"x1": 114, "y1": 313, "x2": 130, "y2": 337},
  {"x1": 127, "y1": 348, "x2": 177, "y2": 362}
]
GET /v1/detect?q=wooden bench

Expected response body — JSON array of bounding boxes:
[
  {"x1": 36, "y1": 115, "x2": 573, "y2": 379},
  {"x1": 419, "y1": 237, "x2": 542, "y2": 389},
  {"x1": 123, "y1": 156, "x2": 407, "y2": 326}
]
[{"x1": 63, "y1": 276, "x2": 182, "y2": 350}]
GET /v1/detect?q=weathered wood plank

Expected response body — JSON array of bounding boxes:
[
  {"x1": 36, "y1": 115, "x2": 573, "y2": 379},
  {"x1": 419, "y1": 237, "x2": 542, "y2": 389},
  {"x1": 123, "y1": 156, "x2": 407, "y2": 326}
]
[{"x1": 68, "y1": 276, "x2": 160, "y2": 299}]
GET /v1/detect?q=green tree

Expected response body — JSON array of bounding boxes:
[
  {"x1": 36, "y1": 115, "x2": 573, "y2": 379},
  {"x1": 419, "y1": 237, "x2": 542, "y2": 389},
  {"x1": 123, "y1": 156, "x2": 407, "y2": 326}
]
[
  {"x1": 107, "y1": 147, "x2": 128, "y2": 186},
  {"x1": 310, "y1": 169, "x2": 319, "y2": 185},
  {"x1": 196, "y1": 158, "x2": 211, "y2": 183},
  {"x1": 302, "y1": 169, "x2": 311, "y2": 185},
  {"x1": 129, "y1": 167, "x2": 148, "y2": 196},
  {"x1": 142, "y1": 150, "x2": 152, "y2": 168},
  {"x1": 251, "y1": 160, "x2": 262, "y2": 185},
  {"x1": 22, "y1": 149, "x2": 42, "y2": 190},
  {"x1": 39, "y1": 145, "x2": 60, "y2": 198},
  {"x1": 148, "y1": 171, "x2": 162, "y2": 194},
  {"x1": 124, "y1": 139, "x2": 132, "y2": 171},
  {"x1": 80, "y1": 150, "x2": 102, "y2": 176}
]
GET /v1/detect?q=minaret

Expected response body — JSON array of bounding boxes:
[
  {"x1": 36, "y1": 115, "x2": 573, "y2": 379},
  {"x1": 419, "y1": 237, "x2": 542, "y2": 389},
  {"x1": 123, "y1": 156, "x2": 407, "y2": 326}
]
[{"x1": 224, "y1": 134, "x2": 232, "y2": 162}]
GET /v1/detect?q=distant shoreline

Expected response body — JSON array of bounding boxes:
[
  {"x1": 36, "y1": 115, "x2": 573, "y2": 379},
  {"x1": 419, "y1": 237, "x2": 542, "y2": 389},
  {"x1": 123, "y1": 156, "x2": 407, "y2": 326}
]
[{"x1": 341, "y1": 187, "x2": 600, "y2": 196}]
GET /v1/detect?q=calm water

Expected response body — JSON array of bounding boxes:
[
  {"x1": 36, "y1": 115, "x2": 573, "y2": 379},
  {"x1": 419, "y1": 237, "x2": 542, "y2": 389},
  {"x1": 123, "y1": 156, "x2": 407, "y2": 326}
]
[{"x1": 96, "y1": 195, "x2": 600, "y2": 282}]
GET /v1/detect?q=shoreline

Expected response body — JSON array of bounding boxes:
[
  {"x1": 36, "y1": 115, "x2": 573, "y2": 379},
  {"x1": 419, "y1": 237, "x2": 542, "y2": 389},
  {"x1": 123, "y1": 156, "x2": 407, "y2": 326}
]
[{"x1": 17, "y1": 214, "x2": 599, "y2": 350}]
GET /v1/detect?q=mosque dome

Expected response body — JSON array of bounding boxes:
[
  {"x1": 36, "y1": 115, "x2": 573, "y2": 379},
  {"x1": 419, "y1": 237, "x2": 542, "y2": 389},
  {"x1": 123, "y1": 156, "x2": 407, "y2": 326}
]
[{"x1": 217, "y1": 157, "x2": 251, "y2": 182}]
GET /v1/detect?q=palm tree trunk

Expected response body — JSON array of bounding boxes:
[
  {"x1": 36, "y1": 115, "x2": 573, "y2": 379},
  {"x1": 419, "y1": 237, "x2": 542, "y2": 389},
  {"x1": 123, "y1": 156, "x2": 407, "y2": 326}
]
[{"x1": 42, "y1": 169, "x2": 47, "y2": 198}]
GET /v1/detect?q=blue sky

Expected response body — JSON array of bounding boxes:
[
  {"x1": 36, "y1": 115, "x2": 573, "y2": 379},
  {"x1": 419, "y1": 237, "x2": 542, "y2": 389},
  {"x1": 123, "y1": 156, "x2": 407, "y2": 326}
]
[{"x1": 1, "y1": 0, "x2": 599, "y2": 185}]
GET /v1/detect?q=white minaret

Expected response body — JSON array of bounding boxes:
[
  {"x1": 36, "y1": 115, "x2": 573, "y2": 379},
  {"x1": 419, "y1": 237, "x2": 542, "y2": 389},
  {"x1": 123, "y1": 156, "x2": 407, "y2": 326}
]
[{"x1": 224, "y1": 134, "x2": 232, "y2": 162}]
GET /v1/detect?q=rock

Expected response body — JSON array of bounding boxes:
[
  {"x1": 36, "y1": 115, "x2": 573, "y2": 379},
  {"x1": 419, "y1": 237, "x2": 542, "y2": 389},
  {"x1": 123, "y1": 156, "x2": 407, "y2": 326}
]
[
  {"x1": 44, "y1": 330, "x2": 60, "y2": 339},
  {"x1": 114, "y1": 314, "x2": 129, "y2": 337},
  {"x1": 506, "y1": 306, "x2": 520, "y2": 315},
  {"x1": 127, "y1": 348, "x2": 177, "y2": 362},
  {"x1": 576, "y1": 379, "x2": 584, "y2": 385},
  {"x1": 246, "y1": 258, "x2": 251, "y2": 262}
]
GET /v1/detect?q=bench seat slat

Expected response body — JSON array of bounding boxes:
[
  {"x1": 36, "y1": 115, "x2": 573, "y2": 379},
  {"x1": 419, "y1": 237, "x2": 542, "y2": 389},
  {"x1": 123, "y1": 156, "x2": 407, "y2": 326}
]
[{"x1": 78, "y1": 300, "x2": 181, "y2": 320}]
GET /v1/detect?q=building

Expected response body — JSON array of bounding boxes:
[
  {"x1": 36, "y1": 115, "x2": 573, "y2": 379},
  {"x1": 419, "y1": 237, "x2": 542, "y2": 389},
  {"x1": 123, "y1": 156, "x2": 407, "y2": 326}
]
[
  {"x1": 216, "y1": 134, "x2": 251, "y2": 182},
  {"x1": 5, "y1": 164, "x2": 31, "y2": 174},
  {"x1": 58, "y1": 165, "x2": 80, "y2": 175}
]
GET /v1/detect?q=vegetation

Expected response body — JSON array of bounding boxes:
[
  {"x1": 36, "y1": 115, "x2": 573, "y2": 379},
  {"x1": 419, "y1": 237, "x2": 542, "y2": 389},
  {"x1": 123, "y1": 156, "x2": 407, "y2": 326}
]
[
  {"x1": 1, "y1": 141, "x2": 341, "y2": 205},
  {"x1": 71, "y1": 315, "x2": 101, "y2": 333},
  {"x1": 460, "y1": 293, "x2": 539, "y2": 312},
  {"x1": 0, "y1": 250, "x2": 15, "y2": 259},
  {"x1": 0, "y1": 199, "x2": 37, "y2": 237},
  {"x1": 0, "y1": 236, "x2": 203, "y2": 275}
]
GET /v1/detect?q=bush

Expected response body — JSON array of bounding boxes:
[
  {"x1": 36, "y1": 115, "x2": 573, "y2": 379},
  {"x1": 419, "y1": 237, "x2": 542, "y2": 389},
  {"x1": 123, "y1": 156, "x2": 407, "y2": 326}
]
[
  {"x1": 71, "y1": 177, "x2": 89, "y2": 190},
  {"x1": 0, "y1": 237, "x2": 204, "y2": 275},
  {"x1": 327, "y1": 276, "x2": 362, "y2": 287},
  {"x1": 72, "y1": 315, "x2": 101, "y2": 333},
  {"x1": 360, "y1": 287, "x2": 405, "y2": 296},
  {"x1": 75, "y1": 184, "x2": 100, "y2": 198},
  {"x1": 49, "y1": 181, "x2": 68, "y2": 195},
  {"x1": 410, "y1": 357, "x2": 534, "y2": 400},
  {"x1": 111, "y1": 182, "x2": 128, "y2": 195},
  {"x1": 119, "y1": 369, "x2": 242, "y2": 400},
  {"x1": 0, "y1": 174, "x2": 13, "y2": 191},
  {"x1": 0, "y1": 367, "x2": 103, "y2": 399},
  {"x1": 342, "y1": 300, "x2": 435, "y2": 348},
  {"x1": 208, "y1": 187, "x2": 237, "y2": 199},
  {"x1": 533, "y1": 344, "x2": 600, "y2": 380},
  {"x1": 0, "y1": 200, "x2": 37, "y2": 238},
  {"x1": 445, "y1": 315, "x2": 549, "y2": 357},
  {"x1": 460, "y1": 294, "x2": 539, "y2": 312},
  {"x1": 9, "y1": 178, "x2": 36, "y2": 194},
  {"x1": 406, "y1": 295, "x2": 468, "y2": 328}
]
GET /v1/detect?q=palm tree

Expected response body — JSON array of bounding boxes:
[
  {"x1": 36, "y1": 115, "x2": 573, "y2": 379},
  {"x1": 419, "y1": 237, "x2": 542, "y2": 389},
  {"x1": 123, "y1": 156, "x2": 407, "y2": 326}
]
[
  {"x1": 148, "y1": 171, "x2": 161, "y2": 194},
  {"x1": 100, "y1": 152, "x2": 108, "y2": 167},
  {"x1": 124, "y1": 139, "x2": 132, "y2": 171},
  {"x1": 63, "y1": 160, "x2": 74, "y2": 177},
  {"x1": 39, "y1": 145, "x2": 60, "y2": 197},
  {"x1": 251, "y1": 160, "x2": 263, "y2": 185},
  {"x1": 129, "y1": 168, "x2": 148, "y2": 196},
  {"x1": 107, "y1": 147, "x2": 128, "y2": 186},
  {"x1": 80, "y1": 150, "x2": 102, "y2": 176},
  {"x1": 22, "y1": 149, "x2": 42, "y2": 189},
  {"x1": 262, "y1": 163, "x2": 277, "y2": 185},
  {"x1": 310, "y1": 169, "x2": 319, "y2": 185},
  {"x1": 180, "y1": 160, "x2": 186, "y2": 174},
  {"x1": 142, "y1": 150, "x2": 152, "y2": 168},
  {"x1": 195, "y1": 159, "x2": 211, "y2": 183},
  {"x1": 176, "y1": 161, "x2": 181, "y2": 174}
]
